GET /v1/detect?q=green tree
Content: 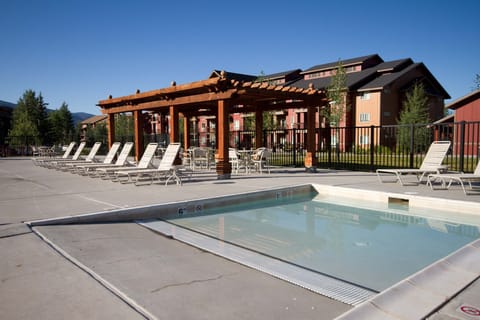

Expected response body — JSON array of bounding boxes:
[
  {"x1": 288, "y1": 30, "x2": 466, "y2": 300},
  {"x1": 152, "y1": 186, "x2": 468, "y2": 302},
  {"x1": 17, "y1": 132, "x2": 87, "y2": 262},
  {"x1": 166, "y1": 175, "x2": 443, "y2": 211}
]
[
  {"x1": 322, "y1": 61, "x2": 348, "y2": 127},
  {"x1": 47, "y1": 102, "x2": 74, "y2": 145},
  {"x1": 85, "y1": 122, "x2": 107, "y2": 150},
  {"x1": 321, "y1": 61, "x2": 349, "y2": 154},
  {"x1": 396, "y1": 82, "x2": 431, "y2": 152},
  {"x1": 8, "y1": 90, "x2": 48, "y2": 145},
  {"x1": 115, "y1": 113, "x2": 133, "y2": 142}
]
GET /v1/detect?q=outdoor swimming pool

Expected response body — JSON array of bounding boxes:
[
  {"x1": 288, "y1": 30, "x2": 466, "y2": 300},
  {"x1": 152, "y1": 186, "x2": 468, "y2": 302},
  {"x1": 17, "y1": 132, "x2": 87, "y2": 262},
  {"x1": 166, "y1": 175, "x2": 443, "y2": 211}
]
[
  {"x1": 30, "y1": 184, "x2": 480, "y2": 306},
  {"x1": 146, "y1": 190, "x2": 480, "y2": 294}
]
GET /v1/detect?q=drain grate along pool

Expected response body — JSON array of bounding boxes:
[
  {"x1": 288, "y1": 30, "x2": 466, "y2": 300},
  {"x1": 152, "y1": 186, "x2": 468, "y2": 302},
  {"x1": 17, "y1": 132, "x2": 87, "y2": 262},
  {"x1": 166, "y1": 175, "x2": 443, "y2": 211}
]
[{"x1": 138, "y1": 219, "x2": 377, "y2": 306}]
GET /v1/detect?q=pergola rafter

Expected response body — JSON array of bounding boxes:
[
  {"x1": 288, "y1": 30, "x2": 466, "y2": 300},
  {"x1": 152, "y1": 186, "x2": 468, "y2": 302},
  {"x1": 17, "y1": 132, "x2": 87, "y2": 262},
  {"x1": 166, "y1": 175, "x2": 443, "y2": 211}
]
[{"x1": 98, "y1": 71, "x2": 327, "y2": 178}]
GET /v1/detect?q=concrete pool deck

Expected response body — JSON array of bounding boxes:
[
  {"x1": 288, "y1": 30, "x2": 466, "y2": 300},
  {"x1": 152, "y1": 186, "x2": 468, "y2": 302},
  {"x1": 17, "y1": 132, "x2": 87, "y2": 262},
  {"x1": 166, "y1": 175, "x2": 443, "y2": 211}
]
[{"x1": 1, "y1": 157, "x2": 479, "y2": 319}]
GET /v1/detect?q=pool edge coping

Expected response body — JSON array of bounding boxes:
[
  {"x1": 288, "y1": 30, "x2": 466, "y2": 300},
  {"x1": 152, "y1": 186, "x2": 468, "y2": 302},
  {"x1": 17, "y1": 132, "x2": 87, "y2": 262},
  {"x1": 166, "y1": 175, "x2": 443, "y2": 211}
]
[{"x1": 26, "y1": 183, "x2": 480, "y2": 319}]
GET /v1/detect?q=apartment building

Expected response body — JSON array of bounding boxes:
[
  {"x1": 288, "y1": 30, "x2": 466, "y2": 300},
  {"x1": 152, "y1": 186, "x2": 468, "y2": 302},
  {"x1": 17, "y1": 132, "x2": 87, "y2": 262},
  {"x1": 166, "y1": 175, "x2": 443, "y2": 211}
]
[{"x1": 144, "y1": 54, "x2": 449, "y2": 148}]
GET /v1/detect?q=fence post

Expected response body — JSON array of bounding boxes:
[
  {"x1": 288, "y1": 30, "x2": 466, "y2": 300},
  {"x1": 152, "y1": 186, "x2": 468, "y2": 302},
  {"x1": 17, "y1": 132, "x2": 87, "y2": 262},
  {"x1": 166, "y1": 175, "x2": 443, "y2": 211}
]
[
  {"x1": 370, "y1": 125, "x2": 375, "y2": 171},
  {"x1": 326, "y1": 125, "x2": 332, "y2": 168},
  {"x1": 459, "y1": 121, "x2": 466, "y2": 172},
  {"x1": 292, "y1": 128, "x2": 297, "y2": 167},
  {"x1": 409, "y1": 124, "x2": 415, "y2": 168}
]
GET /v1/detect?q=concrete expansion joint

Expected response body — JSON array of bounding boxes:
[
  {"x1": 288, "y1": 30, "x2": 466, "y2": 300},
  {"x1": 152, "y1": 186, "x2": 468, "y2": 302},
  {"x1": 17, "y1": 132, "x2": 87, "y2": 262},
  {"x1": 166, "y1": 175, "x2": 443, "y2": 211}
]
[
  {"x1": 30, "y1": 227, "x2": 159, "y2": 320},
  {"x1": 369, "y1": 301, "x2": 403, "y2": 319},
  {"x1": 150, "y1": 273, "x2": 230, "y2": 293},
  {"x1": 0, "y1": 223, "x2": 33, "y2": 238}
]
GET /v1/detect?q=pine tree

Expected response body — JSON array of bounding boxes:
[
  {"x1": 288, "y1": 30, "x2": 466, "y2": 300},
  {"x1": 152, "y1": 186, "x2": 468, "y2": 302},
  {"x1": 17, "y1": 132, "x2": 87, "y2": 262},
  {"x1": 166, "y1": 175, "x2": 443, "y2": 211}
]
[
  {"x1": 323, "y1": 61, "x2": 348, "y2": 127},
  {"x1": 397, "y1": 82, "x2": 431, "y2": 152},
  {"x1": 322, "y1": 61, "x2": 349, "y2": 154},
  {"x1": 8, "y1": 90, "x2": 47, "y2": 144},
  {"x1": 47, "y1": 102, "x2": 74, "y2": 145}
]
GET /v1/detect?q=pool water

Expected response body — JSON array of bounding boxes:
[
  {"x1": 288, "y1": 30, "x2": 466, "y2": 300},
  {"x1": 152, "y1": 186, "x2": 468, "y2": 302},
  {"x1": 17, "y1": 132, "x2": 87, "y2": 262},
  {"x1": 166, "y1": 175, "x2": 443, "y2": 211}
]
[{"x1": 165, "y1": 195, "x2": 480, "y2": 292}]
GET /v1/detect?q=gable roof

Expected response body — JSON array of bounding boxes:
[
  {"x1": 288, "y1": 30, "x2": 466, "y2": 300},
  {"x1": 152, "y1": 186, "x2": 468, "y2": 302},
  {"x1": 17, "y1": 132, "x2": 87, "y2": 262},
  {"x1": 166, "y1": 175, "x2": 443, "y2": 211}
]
[
  {"x1": 358, "y1": 62, "x2": 450, "y2": 98},
  {"x1": 301, "y1": 54, "x2": 383, "y2": 74},
  {"x1": 81, "y1": 115, "x2": 108, "y2": 125},
  {"x1": 447, "y1": 89, "x2": 480, "y2": 110},
  {"x1": 291, "y1": 67, "x2": 379, "y2": 91},
  {"x1": 262, "y1": 69, "x2": 302, "y2": 82},
  {"x1": 373, "y1": 58, "x2": 413, "y2": 73},
  {"x1": 209, "y1": 70, "x2": 257, "y2": 82}
]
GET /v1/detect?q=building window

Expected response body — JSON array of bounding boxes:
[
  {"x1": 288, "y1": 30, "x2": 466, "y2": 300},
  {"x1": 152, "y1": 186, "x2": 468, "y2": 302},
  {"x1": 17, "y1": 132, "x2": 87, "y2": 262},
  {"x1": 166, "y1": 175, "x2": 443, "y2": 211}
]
[
  {"x1": 304, "y1": 70, "x2": 331, "y2": 80},
  {"x1": 359, "y1": 135, "x2": 369, "y2": 145},
  {"x1": 359, "y1": 113, "x2": 371, "y2": 122},
  {"x1": 234, "y1": 119, "x2": 240, "y2": 130},
  {"x1": 345, "y1": 66, "x2": 357, "y2": 73},
  {"x1": 360, "y1": 92, "x2": 370, "y2": 100}
]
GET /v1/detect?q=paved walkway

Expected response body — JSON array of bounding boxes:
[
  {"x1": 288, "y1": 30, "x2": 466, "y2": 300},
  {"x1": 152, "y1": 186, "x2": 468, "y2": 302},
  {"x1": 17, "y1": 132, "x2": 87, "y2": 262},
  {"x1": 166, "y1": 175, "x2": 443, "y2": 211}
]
[{"x1": 1, "y1": 157, "x2": 479, "y2": 319}]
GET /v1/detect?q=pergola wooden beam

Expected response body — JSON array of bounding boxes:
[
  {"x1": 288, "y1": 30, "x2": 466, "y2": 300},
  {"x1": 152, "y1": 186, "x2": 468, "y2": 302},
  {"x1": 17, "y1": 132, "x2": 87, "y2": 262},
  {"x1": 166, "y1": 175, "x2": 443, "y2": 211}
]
[
  {"x1": 100, "y1": 90, "x2": 237, "y2": 115},
  {"x1": 98, "y1": 73, "x2": 327, "y2": 178},
  {"x1": 98, "y1": 77, "x2": 223, "y2": 107}
]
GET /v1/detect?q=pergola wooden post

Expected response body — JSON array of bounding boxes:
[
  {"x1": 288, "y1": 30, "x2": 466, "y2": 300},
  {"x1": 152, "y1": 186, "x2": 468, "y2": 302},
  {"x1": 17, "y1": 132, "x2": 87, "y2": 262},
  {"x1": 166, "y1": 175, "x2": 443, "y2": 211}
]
[
  {"x1": 98, "y1": 73, "x2": 326, "y2": 179},
  {"x1": 169, "y1": 106, "x2": 179, "y2": 144},
  {"x1": 133, "y1": 110, "x2": 144, "y2": 161},
  {"x1": 182, "y1": 114, "x2": 191, "y2": 150},
  {"x1": 305, "y1": 105, "x2": 318, "y2": 171},
  {"x1": 216, "y1": 99, "x2": 231, "y2": 179},
  {"x1": 107, "y1": 113, "x2": 115, "y2": 148}
]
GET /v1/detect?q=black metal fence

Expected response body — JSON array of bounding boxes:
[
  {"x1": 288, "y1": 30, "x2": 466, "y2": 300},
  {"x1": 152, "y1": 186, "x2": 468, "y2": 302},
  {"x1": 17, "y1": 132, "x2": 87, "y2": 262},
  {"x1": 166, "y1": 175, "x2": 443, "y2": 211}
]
[
  {"x1": 4, "y1": 121, "x2": 480, "y2": 173},
  {"x1": 232, "y1": 121, "x2": 480, "y2": 173}
]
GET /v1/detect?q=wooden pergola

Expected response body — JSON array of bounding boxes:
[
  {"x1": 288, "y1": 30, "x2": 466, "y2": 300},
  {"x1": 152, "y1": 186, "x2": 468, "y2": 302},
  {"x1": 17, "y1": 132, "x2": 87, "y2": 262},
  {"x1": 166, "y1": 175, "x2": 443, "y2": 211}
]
[{"x1": 98, "y1": 71, "x2": 327, "y2": 179}]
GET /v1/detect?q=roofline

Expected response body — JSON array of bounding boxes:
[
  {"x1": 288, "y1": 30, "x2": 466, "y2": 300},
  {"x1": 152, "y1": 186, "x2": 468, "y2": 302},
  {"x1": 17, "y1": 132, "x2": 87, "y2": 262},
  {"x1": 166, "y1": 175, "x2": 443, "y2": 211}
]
[
  {"x1": 357, "y1": 63, "x2": 450, "y2": 98},
  {"x1": 433, "y1": 113, "x2": 454, "y2": 124},
  {"x1": 300, "y1": 54, "x2": 382, "y2": 74},
  {"x1": 446, "y1": 89, "x2": 480, "y2": 110}
]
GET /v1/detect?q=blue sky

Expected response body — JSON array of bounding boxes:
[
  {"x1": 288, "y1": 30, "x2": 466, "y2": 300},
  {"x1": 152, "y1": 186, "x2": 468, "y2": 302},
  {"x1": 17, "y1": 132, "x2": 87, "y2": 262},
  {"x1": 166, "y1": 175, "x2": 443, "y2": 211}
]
[{"x1": 1, "y1": 0, "x2": 479, "y2": 115}]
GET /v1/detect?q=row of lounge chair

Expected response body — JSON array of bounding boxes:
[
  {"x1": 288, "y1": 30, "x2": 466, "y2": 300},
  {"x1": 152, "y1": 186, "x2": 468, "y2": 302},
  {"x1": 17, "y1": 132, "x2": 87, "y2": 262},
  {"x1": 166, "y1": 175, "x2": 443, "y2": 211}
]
[
  {"x1": 377, "y1": 140, "x2": 480, "y2": 195},
  {"x1": 32, "y1": 140, "x2": 479, "y2": 192},
  {"x1": 32, "y1": 141, "x2": 187, "y2": 185}
]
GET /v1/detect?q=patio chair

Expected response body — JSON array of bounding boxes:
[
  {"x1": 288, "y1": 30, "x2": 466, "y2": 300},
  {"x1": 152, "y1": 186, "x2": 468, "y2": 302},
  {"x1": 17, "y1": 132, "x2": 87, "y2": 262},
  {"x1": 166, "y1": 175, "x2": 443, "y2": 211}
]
[
  {"x1": 251, "y1": 147, "x2": 271, "y2": 174},
  {"x1": 192, "y1": 147, "x2": 214, "y2": 170},
  {"x1": 115, "y1": 142, "x2": 186, "y2": 185},
  {"x1": 96, "y1": 142, "x2": 158, "y2": 180},
  {"x1": 75, "y1": 142, "x2": 132, "y2": 176},
  {"x1": 33, "y1": 142, "x2": 76, "y2": 166},
  {"x1": 44, "y1": 142, "x2": 86, "y2": 168},
  {"x1": 376, "y1": 141, "x2": 451, "y2": 185},
  {"x1": 54, "y1": 142, "x2": 102, "y2": 171},
  {"x1": 229, "y1": 148, "x2": 241, "y2": 174},
  {"x1": 427, "y1": 160, "x2": 480, "y2": 195},
  {"x1": 31, "y1": 146, "x2": 40, "y2": 157}
]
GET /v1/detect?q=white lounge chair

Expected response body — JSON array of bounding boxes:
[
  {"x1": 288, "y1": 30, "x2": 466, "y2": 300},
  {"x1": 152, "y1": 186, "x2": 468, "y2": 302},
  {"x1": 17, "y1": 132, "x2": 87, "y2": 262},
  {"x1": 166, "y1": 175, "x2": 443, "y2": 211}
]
[
  {"x1": 97, "y1": 142, "x2": 158, "y2": 180},
  {"x1": 115, "y1": 142, "x2": 185, "y2": 185},
  {"x1": 376, "y1": 141, "x2": 451, "y2": 185},
  {"x1": 55, "y1": 142, "x2": 102, "y2": 171},
  {"x1": 75, "y1": 142, "x2": 132, "y2": 176},
  {"x1": 33, "y1": 142, "x2": 76, "y2": 166},
  {"x1": 45, "y1": 142, "x2": 86, "y2": 168},
  {"x1": 427, "y1": 160, "x2": 480, "y2": 195}
]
